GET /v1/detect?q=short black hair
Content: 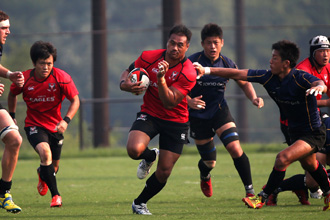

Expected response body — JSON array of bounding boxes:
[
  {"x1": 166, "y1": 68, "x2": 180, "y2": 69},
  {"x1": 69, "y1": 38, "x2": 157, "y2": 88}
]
[
  {"x1": 30, "y1": 41, "x2": 57, "y2": 64},
  {"x1": 201, "y1": 23, "x2": 223, "y2": 42},
  {"x1": 169, "y1": 24, "x2": 192, "y2": 43},
  {"x1": 272, "y1": 40, "x2": 300, "y2": 68}
]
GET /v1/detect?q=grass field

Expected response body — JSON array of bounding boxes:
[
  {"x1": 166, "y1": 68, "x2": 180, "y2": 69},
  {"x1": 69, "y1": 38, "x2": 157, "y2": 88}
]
[{"x1": 0, "y1": 144, "x2": 329, "y2": 219}]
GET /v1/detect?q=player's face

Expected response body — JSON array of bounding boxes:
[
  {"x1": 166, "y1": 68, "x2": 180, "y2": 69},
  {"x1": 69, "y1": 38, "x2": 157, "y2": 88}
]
[
  {"x1": 201, "y1": 36, "x2": 223, "y2": 62},
  {"x1": 314, "y1": 49, "x2": 330, "y2": 67},
  {"x1": 34, "y1": 55, "x2": 54, "y2": 79},
  {"x1": 166, "y1": 34, "x2": 189, "y2": 61},
  {"x1": 0, "y1": 21, "x2": 10, "y2": 45},
  {"x1": 270, "y1": 49, "x2": 286, "y2": 75}
]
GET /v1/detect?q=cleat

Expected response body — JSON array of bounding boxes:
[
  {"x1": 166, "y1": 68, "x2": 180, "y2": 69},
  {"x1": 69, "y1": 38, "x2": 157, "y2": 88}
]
[
  {"x1": 137, "y1": 148, "x2": 159, "y2": 179},
  {"x1": 310, "y1": 189, "x2": 323, "y2": 199},
  {"x1": 323, "y1": 194, "x2": 330, "y2": 211},
  {"x1": 261, "y1": 184, "x2": 277, "y2": 206},
  {"x1": 265, "y1": 193, "x2": 277, "y2": 206},
  {"x1": 200, "y1": 176, "x2": 212, "y2": 197},
  {"x1": 0, "y1": 193, "x2": 22, "y2": 214},
  {"x1": 132, "y1": 201, "x2": 152, "y2": 215},
  {"x1": 242, "y1": 195, "x2": 265, "y2": 209},
  {"x1": 37, "y1": 168, "x2": 48, "y2": 196},
  {"x1": 293, "y1": 189, "x2": 310, "y2": 205},
  {"x1": 246, "y1": 193, "x2": 255, "y2": 197},
  {"x1": 50, "y1": 195, "x2": 62, "y2": 208}
]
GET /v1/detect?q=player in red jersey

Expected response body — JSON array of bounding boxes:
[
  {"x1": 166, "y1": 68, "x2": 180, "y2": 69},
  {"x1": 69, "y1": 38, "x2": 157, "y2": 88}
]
[
  {"x1": 120, "y1": 24, "x2": 196, "y2": 215},
  {"x1": 8, "y1": 41, "x2": 80, "y2": 208},
  {"x1": 0, "y1": 10, "x2": 24, "y2": 214}
]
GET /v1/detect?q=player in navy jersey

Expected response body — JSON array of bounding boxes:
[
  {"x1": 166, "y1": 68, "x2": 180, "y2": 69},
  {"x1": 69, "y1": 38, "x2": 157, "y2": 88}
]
[
  {"x1": 187, "y1": 23, "x2": 263, "y2": 198},
  {"x1": 263, "y1": 35, "x2": 330, "y2": 206},
  {"x1": 8, "y1": 41, "x2": 80, "y2": 208},
  {"x1": 194, "y1": 40, "x2": 330, "y2": 211},
  {"x1": 119, "y1": 24, "x2": 196, "y2": 215},
  {"x1": 0, "y1": 10, "x2": 25, "y2": 214}
]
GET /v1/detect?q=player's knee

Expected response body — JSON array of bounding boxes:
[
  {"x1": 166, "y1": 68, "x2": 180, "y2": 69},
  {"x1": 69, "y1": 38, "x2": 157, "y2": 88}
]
[
  {"x1": 1, "y1": 125, "x2": 22, "y2": 147},
  {"x1": 203, "y1": 160, "x2": 216, "y2": 169},
  {"x1": 275, "y1": 152, "x2": 291, "y2": 168},
  {"x1": 197, "y1": 140, "x2": 217, "y2": 162},
  {"x1": 126, "y1": 143, "x2": 145, "y2": 159},
  {"x1": 220, "y1": 127, "x2": 239, "y2": 147}
]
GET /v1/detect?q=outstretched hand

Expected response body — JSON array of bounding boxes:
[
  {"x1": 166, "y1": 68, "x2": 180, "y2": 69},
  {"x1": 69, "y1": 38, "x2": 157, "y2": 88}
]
[
  {"x1": 9, "y1": 71, "x2": 24, "y2": 87},
  {"x1": 193, "y1": 62, "x2": 205, "y2": 79},
  {"x1": 306, "y1": 85, "x2": 325, "y2": 97}
]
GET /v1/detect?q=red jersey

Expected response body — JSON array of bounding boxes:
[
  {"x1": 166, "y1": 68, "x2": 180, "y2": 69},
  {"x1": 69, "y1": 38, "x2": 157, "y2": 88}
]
[
  {"x1": 10, "y1": 67, "x2": 79, "y2": 132},
  {"x1": 134, "y1": 49, "x2": 196, "y2": 123},
  {"x1": 296, "y1": 58, "x2": 330, "y2": 99}
]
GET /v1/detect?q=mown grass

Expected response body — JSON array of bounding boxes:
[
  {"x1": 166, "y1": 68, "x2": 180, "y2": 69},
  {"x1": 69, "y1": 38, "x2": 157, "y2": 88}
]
[{"x1": 0, "y1": 143, "x2": 329, "y2": 219}]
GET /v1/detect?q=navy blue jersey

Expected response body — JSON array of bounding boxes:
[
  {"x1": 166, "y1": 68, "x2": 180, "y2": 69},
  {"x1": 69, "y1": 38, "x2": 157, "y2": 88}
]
[
  {"x1": 324, "y1": 117, "x2": 330, "y2": 153},
  {"x1": 188, "y1": 51, "x2": 237, "y2": 119},
  {"x1": 248, "y1": 68, "x2": 321, "y2": 132}
]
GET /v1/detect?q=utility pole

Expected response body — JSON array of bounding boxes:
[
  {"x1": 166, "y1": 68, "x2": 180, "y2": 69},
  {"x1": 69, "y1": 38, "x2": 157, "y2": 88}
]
[
  {"x1": 234, "y1": 0, "x2": 248, "y2": 142},
  {"x1": 91, "y1": 0, "x2": 109, "y2": 147},
  {"x1": 162, "y1": 0, "x2": 181, "y2": 48}
]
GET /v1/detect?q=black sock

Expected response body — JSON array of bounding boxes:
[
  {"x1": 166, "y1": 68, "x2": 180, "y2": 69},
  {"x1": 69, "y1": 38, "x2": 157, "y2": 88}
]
[
  {"x1": 198, "y1": 159, "x2": 212, "y2": 179},
  {"x1": 40, "y1": 164, "x2": 60, "y2": 197},
  {"x1": 233, "y1": 152, "x2": 254, "y2": 192},
  {"x1": 0, "y1": 179, "x2": 12, "y2": 195},
  {"x1": 278, "y1": 174, "x2": 306, "y2": 192},
  {"x1": 137, "y1": 148, "x2": 156, "y2": 162},
  {"x1": 309, "y1": 161, "x2": 330, "y2": 194},
  {"x1": 134, "y1": 172, "x2": 166, "y2": 204},
  {"x1": 263, "y1": 167, "x2": 286, "y2": 195}
]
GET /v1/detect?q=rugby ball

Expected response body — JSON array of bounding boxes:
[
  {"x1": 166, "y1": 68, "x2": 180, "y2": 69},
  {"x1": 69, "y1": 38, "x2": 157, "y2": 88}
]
[{"x1": 128, "y1": 68, "x2": 150, "y2": 95}]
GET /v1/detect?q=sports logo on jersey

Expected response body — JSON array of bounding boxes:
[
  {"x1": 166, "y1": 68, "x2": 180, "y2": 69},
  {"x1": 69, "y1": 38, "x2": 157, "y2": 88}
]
[
  {"x1": 181, "y1": 133, "x2": 186, "y2": 140},
  {"x1": 137, "y1": 114, "x2": 147, "y2": 121},
  {"x1": 47, "y1": 83, "x2": 56, "y2": 92},
  {"x1": 169, "y1": 71, "x2": 179, "y2": 80},
  {"x1": 29, "y1": 126, "x2": 38, "y2": 135},
  {"x1": 28, "y1": 86, "x2": 35, "y2": 91}
]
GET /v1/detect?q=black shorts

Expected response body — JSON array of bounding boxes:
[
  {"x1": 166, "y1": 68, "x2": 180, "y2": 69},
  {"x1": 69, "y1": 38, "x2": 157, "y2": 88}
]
[
  {"x1": 24, "y1": 126, "x2": 64, "y2": 160},
  {"x1": 289, "y1": 123, "x2": 326, "y2": 152},
  {"x1": 130, "y1": 112, "x2": 189, "y2": 154},
  {"x1": 189, "y1": 105, "x2": 235, "y2": 140}
]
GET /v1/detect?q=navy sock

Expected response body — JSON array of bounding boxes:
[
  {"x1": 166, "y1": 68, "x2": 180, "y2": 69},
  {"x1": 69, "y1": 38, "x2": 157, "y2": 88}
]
[
  {"x1": 134, "y1": 172, "x2": 166, "y2": 204},
  {"x1": 40, "y1": 164, "x2": 60, "y2": 197},
  {"x1": 137, "y1": 148, "x2": 156, "y2": 162},
  {"x1": 0, "y1": 179, "x2": 11, "y2": 195},
  {"x1": 263, "y1": 167, "x2": 286, "y2": 196},
  {"x1": 233, "y1": 152, "x2": 253, "y2": 191}
]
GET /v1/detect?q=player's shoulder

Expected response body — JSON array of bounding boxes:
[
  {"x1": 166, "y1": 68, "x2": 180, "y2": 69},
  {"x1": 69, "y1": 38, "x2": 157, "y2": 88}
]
[
  {"x1": 219, "y1": 55, "x2": 237, "y2": 68},
  {"x1": 140, "y1": 49, "x2": 165, "y2": 62},
  {"x1": 296, "y1": 58, "x2": 311, "y2": 70},
  {"x1": 181, "y1": 57, "x2": 196, "y2": 80},
  {"x1": 188, "y1": 51, "x2": 203, "y2": 62},
  {"x1": 52, "y1": 67, "x2": 72, "y2": 82}
]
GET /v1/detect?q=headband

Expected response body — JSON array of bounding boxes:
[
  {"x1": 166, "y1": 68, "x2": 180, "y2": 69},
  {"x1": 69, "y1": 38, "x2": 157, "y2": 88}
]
[{"x1": 0, "y1": 19, "x2": 10, "y2": 27}]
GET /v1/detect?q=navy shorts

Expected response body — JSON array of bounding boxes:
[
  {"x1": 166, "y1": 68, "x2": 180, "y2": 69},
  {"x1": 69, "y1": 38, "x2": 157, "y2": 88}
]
[
  {"x1": 289, "y1": 123, "x2": 326, "y2": 152},
  {"x1": 24, "y1": 126, "x2": 64, "y2": 160},
  {"x1": 130, "y1": 112, "x2": 189, "y2": 154},
  {"x1": 189, "y1": 105, "x2": 235, "y2": 140}
]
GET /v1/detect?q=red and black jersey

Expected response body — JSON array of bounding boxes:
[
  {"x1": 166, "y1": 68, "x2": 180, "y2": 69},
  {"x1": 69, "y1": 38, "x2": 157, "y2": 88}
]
[
  {"x1": 10, "y1": 67, "x2": 79, "y2": 132},
  {"x1": 133, "y1": 49, "x2": 196, "y2": 123},
  {"x1": 296, "y1": 58, "x2": 330, "y2": 99}
]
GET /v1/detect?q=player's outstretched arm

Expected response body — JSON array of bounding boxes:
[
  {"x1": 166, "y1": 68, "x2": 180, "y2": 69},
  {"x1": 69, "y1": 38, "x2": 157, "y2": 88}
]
[
  {"x1": 0, "y1": 64, "x2": 24, "y2": 87},
  {"x1": 193, "y1": 62, "x2": 249, "y2": 80}
]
